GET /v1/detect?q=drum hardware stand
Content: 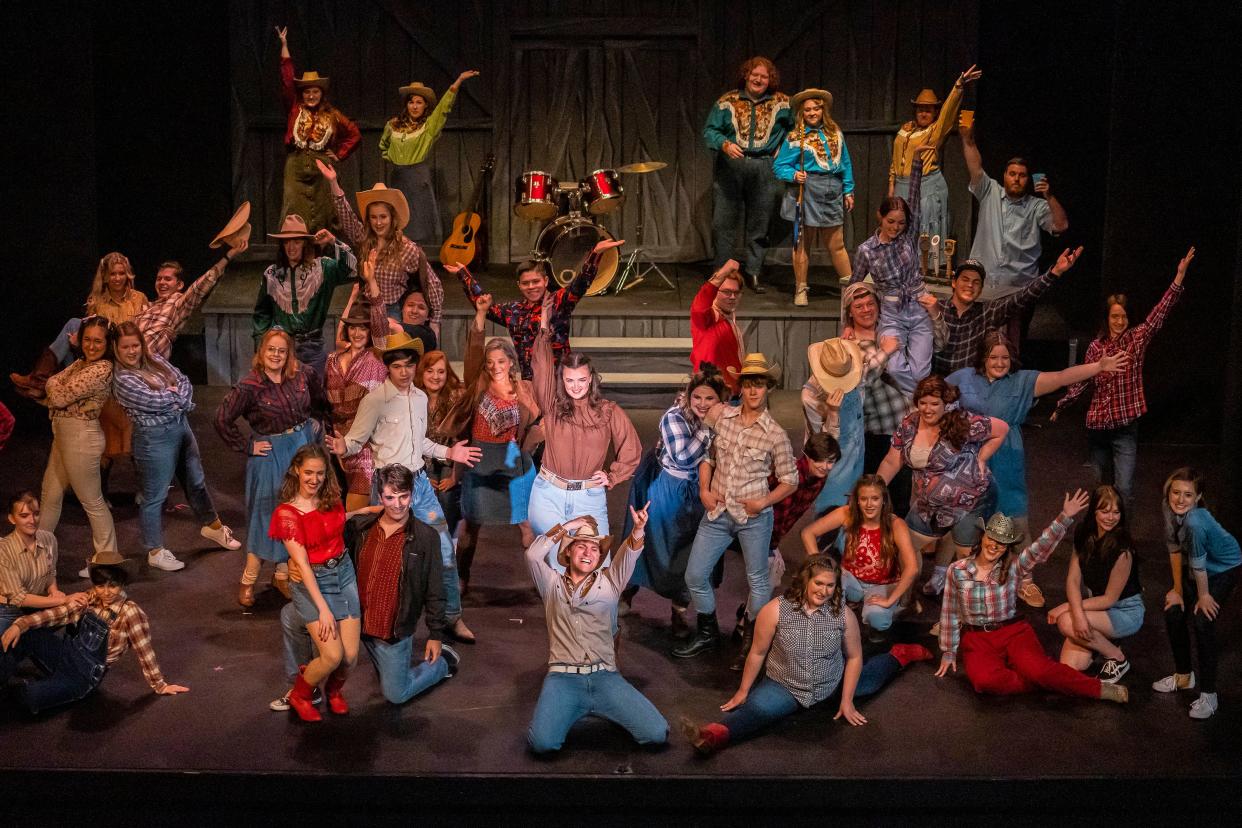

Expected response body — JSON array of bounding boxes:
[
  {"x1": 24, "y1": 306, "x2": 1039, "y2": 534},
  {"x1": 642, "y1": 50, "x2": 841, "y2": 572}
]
[{"x1": 615, "y1": 173, "x2": 673, "y2": 293}]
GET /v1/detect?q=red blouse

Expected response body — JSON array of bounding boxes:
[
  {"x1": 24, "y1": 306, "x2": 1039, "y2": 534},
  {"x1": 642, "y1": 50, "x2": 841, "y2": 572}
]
[
  {"x1": 844, "y1": 525, "x2": 898, "y2": 585},
  {"x1": 269, "y1": 503, "x2": 346, "y2": 565}
]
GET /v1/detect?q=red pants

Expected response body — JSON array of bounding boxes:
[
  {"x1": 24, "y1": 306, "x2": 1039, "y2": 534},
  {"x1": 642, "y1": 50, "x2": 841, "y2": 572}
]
[{"x1": 960, "y1": 620, "x2": 1101, "y2": 698}]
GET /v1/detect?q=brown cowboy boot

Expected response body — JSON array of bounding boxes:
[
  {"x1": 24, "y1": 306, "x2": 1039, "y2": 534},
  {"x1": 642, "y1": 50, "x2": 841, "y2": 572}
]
[{"x1": 10, "y1": 348, "x2": 59, "y2": 400}]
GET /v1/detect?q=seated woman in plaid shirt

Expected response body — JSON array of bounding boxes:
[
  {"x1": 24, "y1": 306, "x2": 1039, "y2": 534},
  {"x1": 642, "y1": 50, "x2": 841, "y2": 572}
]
[{"x1": 934, "y1": 490, "x2": 1128, "y2": 704}]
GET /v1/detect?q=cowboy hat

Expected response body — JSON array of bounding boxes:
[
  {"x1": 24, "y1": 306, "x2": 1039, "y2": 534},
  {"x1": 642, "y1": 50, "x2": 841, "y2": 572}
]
[
  {"x1": 356, "y1": 184, "x2": 411, "y2": 232},
  {"x1": 910, "y1": 88, "x2": 942, "y2": 106},
  {"x1": 293, "y1": 71, "x2": 329, "y2": 90},
  {"x1": 728, "y1": 353, "x2": 781, "y2": 385},
  {"x1": 87, "y1": 548, "x2": 135, "y2": 582},
  {"x1": 382, "y1": 330, "x2": 425, "y2": 358},
  {"x1": 808, "y1": 337, "x2": 864, "y2": 394},
  {"x1": 557, "y1": 520, "x2": 613, "y2": 571},
  {"x1": 791, "y1": 87, "x2": 833, "y2": 113},
  {"x1": 340, "y1": 301, "x2": 372, "y2": 327},
  {"x1": 398, "y1": 81, "x2": 437, "y2": 108},
  {"x1": 268, "y1": 214, "x2": 315, "y2": 240},
  {"x1": 210, "y1": 201, "x2": 252, "y2": 249},
  {"x1": 978, "y1": 513, "x2": 1023, "y2": 546}
]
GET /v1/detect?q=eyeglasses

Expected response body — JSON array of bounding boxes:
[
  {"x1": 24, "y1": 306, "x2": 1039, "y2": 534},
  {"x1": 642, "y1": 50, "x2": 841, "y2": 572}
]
[{"x1": 718, "y1": 289, "x2": 741, "y2": 298}]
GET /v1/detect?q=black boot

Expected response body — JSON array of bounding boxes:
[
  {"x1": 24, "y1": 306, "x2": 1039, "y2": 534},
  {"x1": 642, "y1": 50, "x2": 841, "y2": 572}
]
[
  {"x1": 672, "y1": 613, "x2": 720, "y2": 658},
  {"x1": 743, "y1": 270, "x2": 765, "y2": 294},
  {"x1": 730, "y1": 614, "x2": 754, "y2": 671}
]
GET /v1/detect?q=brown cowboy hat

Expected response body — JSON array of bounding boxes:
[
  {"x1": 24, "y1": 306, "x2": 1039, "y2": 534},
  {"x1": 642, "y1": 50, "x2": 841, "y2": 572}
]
[
  {"x1": 356, "y1": 184, "x2": 411, "y2": 232},
  {"x1": 910, "y1": 88, "x2": 942, "y2": 106},
  {"x1": 728, "y1": 353, "x2": 781, "y2": 386},
  {"x1": 293, "y1": 71, "x2": 329, "y2": 90},
  {"x1": 398, "y1": 81, "x2": 437, "y2": 108},
  {"x1": 268, "y1": 214, "x2": 315, "y2": 240},
  {"x1": 791, "y1": 87, "x2": 833, "y2": 113},
  {"x1": 808, "y1": 337, "x2": 864, "y2": 394},
  {"x1": 382, "y1": 330, "x2": 425, "y2": 358},
  {"x1": 210, "y1": 201, "x2": 252, "y2": 249},
  {"x1": 556, "y1": 520, "x2": 612, "y2": 571},
  {"x1": 87, "y1": 547, "x2": 135, "y2": 581},
  {"x1": 340, "y1": 302, "x2": 372, "y2": 327}
]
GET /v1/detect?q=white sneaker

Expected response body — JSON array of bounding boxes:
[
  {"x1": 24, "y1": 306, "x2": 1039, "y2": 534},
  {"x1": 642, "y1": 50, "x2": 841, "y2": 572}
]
[
  {"x1": 201, "y1": 523, "x2": 242, "y2": 551},
  {"x1": 1152, "y1": 672, "x2": 1195, "y2": 693},
  {"x1": 148, "y1": 547, "x2": 186, "y2": 572},
  {"x1": 270, "y1": 687, "x2": 321, "y2": 711},
  {"x1": 1189, "y1": 692, "x2": 1218, "y2": 719}
]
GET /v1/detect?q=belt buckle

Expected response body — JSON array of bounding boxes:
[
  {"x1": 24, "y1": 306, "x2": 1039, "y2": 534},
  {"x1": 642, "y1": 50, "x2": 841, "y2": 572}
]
[
  {"x1": 566, "y1": 481, "x2": 583, "y2": 491},
  {"x1": 323, "y1": 556, "x2": 340, "y2": 570},
  {"x1": 982, "y1": 621, "x2": 999, "y2": 632}
]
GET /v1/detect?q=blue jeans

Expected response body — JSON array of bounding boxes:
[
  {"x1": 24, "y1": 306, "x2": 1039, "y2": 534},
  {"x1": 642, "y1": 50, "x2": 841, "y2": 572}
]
[
  {"x1": 363, "y1": 633, "x2": 451, "y2": 704},
  {"x1": 721, "y1": 654, "x2": 901, "y2": 743},
  {"x1": 1088, "y1": 422, "x2": 1138, "y2": 510},
  {"x1": 371, "y1": 471, "x2": 461, "y2": 622},
  {"x1": 878, "y1": 296, "x2": 933, "y2": 396},
  {"x1": 132, "y1": 415, "x2": 219, "y2": 551},
  {"x1": 711, "y1": 154, "x2": 782, "y2": 278},
  {"x1": 294, "y1": 333, "x2": 327, "y2": 385},
  {"x1": 841, "y1": 570, "x2": 901, "y2": 631},
  {"x1": 527, "y1": 669, "x2": 668, "y2": 754},
  {"x1": 527, "y1": 475, "x2": 610, "y2": 537},
  {"x1": 685, "y1": 508, "x2": 774, "y2": 618},
  {"x1": 280, "y1": 600, "x2": 314, "y2": 680},
  {"x1": 15, "y1": 608, "x2": 111, "y2": 714},
  {"x1": 50, "y1": 318, "x2": 82, "y2": 367}
]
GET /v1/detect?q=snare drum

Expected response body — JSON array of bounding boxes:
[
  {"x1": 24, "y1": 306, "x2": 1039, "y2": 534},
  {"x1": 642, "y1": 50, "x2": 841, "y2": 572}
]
[
  {"x1": 534, "y1": 215, "x2": 620, "y2": 296},
  {"x1": 514, "y1": 171, "x2": 559, "y2": 221},
  {"x1": 579, "y1": 169, "x2": 625, "y2": 216}
]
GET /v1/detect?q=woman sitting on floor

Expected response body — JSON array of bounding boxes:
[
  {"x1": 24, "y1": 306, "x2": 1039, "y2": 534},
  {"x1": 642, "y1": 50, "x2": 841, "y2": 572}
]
[
  {"x1": 1046, "y1": 485, "x2": 1143, "y2": 684},
  {"x1": 680, "y1": 555, "x2": 932, "y2": 755},
  {"x1": 935, "y1": 489, "x2": 1129, "y2": 704}
]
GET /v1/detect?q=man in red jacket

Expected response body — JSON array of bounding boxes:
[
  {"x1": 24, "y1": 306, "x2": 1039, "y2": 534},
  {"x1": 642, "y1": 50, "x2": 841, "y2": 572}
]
[{"x1": 690, "y1": 259, "x2": 746, "y2": 397}]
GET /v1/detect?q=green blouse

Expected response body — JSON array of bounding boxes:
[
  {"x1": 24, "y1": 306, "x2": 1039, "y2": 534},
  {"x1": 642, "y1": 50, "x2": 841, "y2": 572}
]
[{"x1": 379, "y1": 88, "x2": 457, "y2": 167}]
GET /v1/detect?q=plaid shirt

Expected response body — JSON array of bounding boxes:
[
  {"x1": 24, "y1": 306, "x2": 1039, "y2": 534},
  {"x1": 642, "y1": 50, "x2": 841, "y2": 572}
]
[
  {"x1": 852, "y1": 338, "x2": 908, "y2": 435},
  {"x1": 112, "y1": 356, "x2": 195, "y2": 427},
  {"x1": 850, "y1": 157, "x2": 925, "y2": 298},
  {"x1": 0, "y1": 400, "x2": 13, "y2": 452},
  {"x1": 15, "y1": 592, "x2": 169, "y2": 691},
  {"x1": 334, "y1": 193, "x2": 443, "y2": 328},
  {"x1": 1055, "y1": 282, "x2": 1183, "y2": 430},
  {"x1": 707, "y1": 405, "x2": 799, "y2": 523},
  {"x1": 931, "y1": 270, "x2": 1056, "y2": 376},
  {"x1": 215, "y1": 367, "x2": 328, "y2": 453},
  {"x1": 457, "y1": 259, "x2": 594, "y2": 379},
  {"x1": 939, "y1": 514, "x2": 1072, "y2": 661},
  {"x1": 658, "y1": 404, "x2": 712, "y2": 475},
  {"x1": 134, "y1": 257, "x2": 231, "y2": 359},
  {"x1": 769, "y1": 454, "x2": 828, "y2": 549}
]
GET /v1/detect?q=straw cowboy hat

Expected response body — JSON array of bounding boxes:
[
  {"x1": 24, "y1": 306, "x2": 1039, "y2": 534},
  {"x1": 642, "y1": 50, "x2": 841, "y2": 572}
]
[
  {"x1": 340, "y1": 301, "x2": 372, "y2": 327},
  {"x1": 791, "y1": 87, "x2": 833, "y2": 113},
  {"x1": 728, "y1": 353, "x2": 781, "y2": 386},
  {"x1": 293, "y1": 71, "x2": 329, "y2": 90},
  {"x1": 398, "y1": 81, "x2": 437, "y2": 108},
  {"x1": 210, "y1": 201, "x2": 252, "y2": 249},
  {"x1": 808, "y1": 337, "x2": 864, "y2": 394},
  {"x1": 382, "y1": 330, "x2": 425, "y2": 358},
  {"x1": 557, "y1": 520, "x2": 612, "y2": 571},
  {"x1": 356, "y1": 184, "x2": 411, "y2": 232},
  {"x1": 268, "y1": 214, "x2": 315, "y2": 240},
  {"x1": 979, "y1": 513, "x2": 1024, "y2": 546},
  {"x1": 910, "y1": 88, "x2": 943, "y2": 106}
]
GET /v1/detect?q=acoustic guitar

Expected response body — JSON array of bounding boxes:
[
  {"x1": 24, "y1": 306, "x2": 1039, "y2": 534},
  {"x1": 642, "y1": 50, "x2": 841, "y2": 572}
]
[{"x1": 440, "y1": 153, "x2": 495, "y2": 268}]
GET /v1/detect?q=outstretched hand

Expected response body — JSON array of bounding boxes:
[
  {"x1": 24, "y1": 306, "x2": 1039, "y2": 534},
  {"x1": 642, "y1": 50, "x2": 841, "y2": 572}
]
[
  {"x1": 934, "y1": 655, "x2": 956, "y2": 678},
  {"x1": 958, "y1": 64, "x2": 983, "y2": 86},
  {"x1": 592, "y1": 238, "x2": 625, "y2": 254},
  {"x1": 1175, "y1": 245, "x2": 1196, "y2": 285},
  {"x1": 1050, "y1": 246, "x2": 1084, "y2": 277},
  {"x1": 1061, "y1": 488, "x2": 1090, "y2": 519},
  {"x1": 448, "y1": 440, "x2": 484, "y2": 467},
  {"x1": 629, "y1": 501, "x2": 651, "y2": 536},
  {"x1": 274, "y1": 26, "x2": 288, "y2": 43},
  {"x1": 1098, "y1": 352, "x2": 1131, "y2": 373},
  {"x1": 455, "y1": 69, "x2": 481, "y2": 86},
  {"x1": 314, "y1": 158, "x2": 337, "y2": 181},
  {"x1": 474, "y1": 293, "x2": 494, "y2": 315},
  {"x1": 442, "y1": 261, "x2": 466, "y2": 274}
]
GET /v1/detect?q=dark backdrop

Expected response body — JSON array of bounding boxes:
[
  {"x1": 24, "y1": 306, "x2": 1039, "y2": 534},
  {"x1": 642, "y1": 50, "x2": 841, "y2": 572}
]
[{"x1": 2, "y1": 1, "x2": 1239, "y2": 514}]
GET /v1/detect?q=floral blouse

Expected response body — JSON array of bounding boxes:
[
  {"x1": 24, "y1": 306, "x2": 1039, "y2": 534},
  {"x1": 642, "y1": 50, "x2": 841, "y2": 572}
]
[{"x1": 45, "y1": 359, "x2": 113, "y2": 421}]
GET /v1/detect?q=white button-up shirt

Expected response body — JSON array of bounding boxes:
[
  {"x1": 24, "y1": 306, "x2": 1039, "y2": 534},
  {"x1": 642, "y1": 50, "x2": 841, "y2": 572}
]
[{"x1": 342, "y1": 379, "x2": 448, "y2": 472}]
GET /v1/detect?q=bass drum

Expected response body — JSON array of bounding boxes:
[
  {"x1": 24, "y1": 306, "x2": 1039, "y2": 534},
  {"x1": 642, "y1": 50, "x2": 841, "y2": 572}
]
[{"x1": 534, "y1": 216, "x2": 620, "y2": 296}]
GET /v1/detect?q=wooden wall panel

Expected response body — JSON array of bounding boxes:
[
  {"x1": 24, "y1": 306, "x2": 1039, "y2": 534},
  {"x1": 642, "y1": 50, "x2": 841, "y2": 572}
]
[{"x1": 230, "y1": 0, "x2": 978, "y2": 264}]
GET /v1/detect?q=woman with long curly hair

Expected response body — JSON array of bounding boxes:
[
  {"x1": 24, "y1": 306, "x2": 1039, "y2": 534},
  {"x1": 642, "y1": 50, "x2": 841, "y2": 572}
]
[
  {"x1": 799, "y1": 475, "x2": 919, "y2": 636},
  {"x1": 1046, "y1": 485, "x2": 1143, "y2": 684},
  {"x1": 325, "y1": 304, "x2": 387, "y2": 512},
  {"x1": 443, "y1": 293, "x2": 541, "y2": 595},
  {"x1": 268, "y1": 444, "x2": 360, "y2": 722},
  {"x1": 680, "y1": 555, "x2": 931, "y2": 754},
  {"x1": 526, "y1": 246, "x2": 639, "y2": 537},
  {"x1": 877, "y1": 375, "x2": 1008, "y2": 596},
  {"x1": 414, "y1": 349, "x2": 466, "y2": 543}
]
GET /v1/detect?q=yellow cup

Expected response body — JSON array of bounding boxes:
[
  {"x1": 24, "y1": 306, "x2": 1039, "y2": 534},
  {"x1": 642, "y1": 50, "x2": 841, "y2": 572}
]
[{"x1": 959, "y1": 109, "x2": 975, "y2": 130}]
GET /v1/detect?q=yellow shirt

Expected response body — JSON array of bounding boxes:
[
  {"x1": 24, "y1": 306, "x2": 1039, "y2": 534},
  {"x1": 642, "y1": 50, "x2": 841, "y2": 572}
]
[
  {"x1": 88, "y1": 288, "x2": 150, "y2": 325},
  {"x1": 888, "y1": 83, "x2": 964, "y2": 183}
]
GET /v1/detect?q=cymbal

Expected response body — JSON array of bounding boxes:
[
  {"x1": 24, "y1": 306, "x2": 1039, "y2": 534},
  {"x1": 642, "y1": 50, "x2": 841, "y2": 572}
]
[{"x1": 618, "y1": 160, "x2": 667, "y2": 174}]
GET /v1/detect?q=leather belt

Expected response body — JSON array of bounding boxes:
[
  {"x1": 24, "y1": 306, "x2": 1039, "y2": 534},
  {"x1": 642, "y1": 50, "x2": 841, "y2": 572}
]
[
  {"x1": 539, "y1": 468, "x2": 602, "y2": 491},
  {"x1": 311, "y1": 553, "x2": 345, "y2": 571},
  {"x1": 963, "y1": 616, "x2": 1023, "y2": 634},
  {"x1": 548, "y1": 663, "x2": 610, "y2": 675}
]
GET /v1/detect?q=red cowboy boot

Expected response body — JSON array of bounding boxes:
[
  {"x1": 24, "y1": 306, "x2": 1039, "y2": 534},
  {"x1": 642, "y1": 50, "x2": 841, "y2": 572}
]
[
  {"x1": 288, "y1": 668, "x2": 322, "y2": 722},
  {"x1": 324, "y1": 669, "x2": 349, "y2": 715}
]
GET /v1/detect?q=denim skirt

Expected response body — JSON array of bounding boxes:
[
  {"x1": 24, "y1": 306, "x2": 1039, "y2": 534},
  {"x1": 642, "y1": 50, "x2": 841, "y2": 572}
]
[
  {"x1": 1105, "y1": 593, "x2": 1145, "y2": 639},
  {"x1": 291, "y1": 554, "x2": 360, "y2": 625}
]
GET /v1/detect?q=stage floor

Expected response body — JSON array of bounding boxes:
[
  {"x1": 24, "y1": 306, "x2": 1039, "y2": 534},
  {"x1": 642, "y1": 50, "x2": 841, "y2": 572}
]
[{"x1": 1, "y1": 389, "x2": 1237, "y2": 813}]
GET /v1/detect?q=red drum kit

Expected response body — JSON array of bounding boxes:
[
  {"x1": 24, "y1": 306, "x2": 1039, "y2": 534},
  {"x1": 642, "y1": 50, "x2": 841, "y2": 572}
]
[{"x1": 513, "y1": 160, "x2": 667, "y2": 294}]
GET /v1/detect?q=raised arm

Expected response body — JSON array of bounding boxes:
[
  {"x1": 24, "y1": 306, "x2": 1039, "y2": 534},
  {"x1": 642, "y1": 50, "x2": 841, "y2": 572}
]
[
  {"x1": 926, "y1": 66, "x2": 977, "y2": 150},
  {"x1": 1133, "y1": 247, "x2": 1193, "y2": 349},
  {"x1": 530, "y1": 311, "x2": 558, "y2": 415},
  {"x1": 276, "y1": 27, "x2": 295, "y2": 108},
  {"x1": 463, "y1": 293, "x2": 491, "y2": 386},
  {"x1": 1034, "y1": 350, "x2": 1130, "y2": 397},
  {"x1": 1016, "y1": 489, "x2": 1088, "y2": 575},
  {"x1": 1052, "y1": 338, "x2": 1104, "y2": 420},
  {"x1": 958, "y1": 118, "x2": 984, "y2": 187}
]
